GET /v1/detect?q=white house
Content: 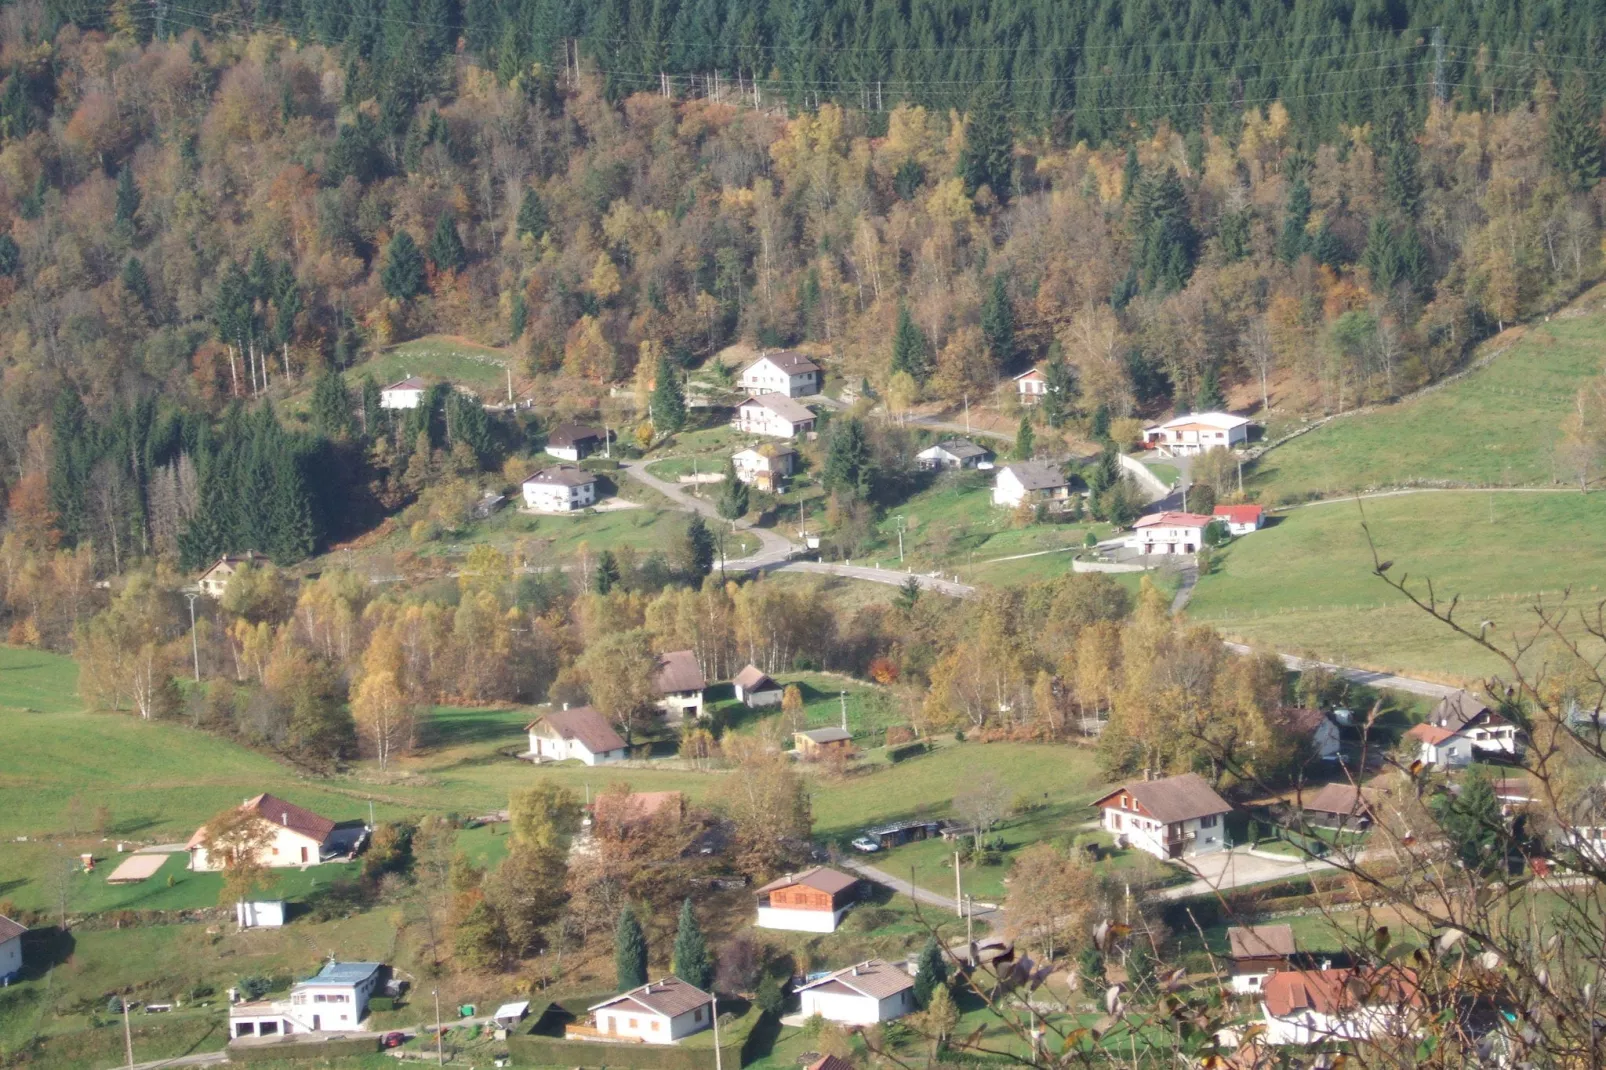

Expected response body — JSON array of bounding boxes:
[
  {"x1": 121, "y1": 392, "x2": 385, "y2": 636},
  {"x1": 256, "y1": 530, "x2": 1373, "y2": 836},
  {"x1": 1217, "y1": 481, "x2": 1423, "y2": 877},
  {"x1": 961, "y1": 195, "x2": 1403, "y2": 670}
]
[
  {"x1": 1013, "y1": 366, "x2": 1048, "y2": 405},
  {"x1": 522, "y1": 465, "x2": 598, "y2": 512},
  {"x1": 1093, "y1": 773, "x2": 1232, "y2": 861},
  {"x1": 188, "y1": 794, "x2": 338, "y2": 871},
  {"x1": 917, "y1": 437, "x2": 993, "y2": 470},
  {"x1": 732, "y1": 444, "x2": 798, "y2": 491},
  {"x1": 654, "y1": 650, "x2": 707, "y2": 718},
  {"x1": 585, "y1": 977, "x2": 713, "y2": 1044},
  {"x1": 755, "y1": 866, "x2": 859, "y2": 933},
  {"x1": 196, "y1": 551, "x2": 259, "y2": 598},
  {"x1": 1127, "y1": 511, "x2": 1214, "y2": 555},
  {"x1": 229, "y1": 961, "x2": 384, "y2": 1038},
  {"x1": 992, "y1": 462, "x2": 1069, "y2": 508},
  {"x1": 546, "y1": 423, "x2": 606, "y2": 461},
  {"x1": 1279, "y1": 707, "x2": 1342, "y2": 762},
  {"x1": 1260, "y1": 967, "x2": 1420, "y2": 1046},
  {"x1": 740, "y1": 351, "x2": 822, "y2": 397},
  {"x1": 379, "y1": 376, "x2": 427, "y2": 410},
  {"x1": 235, "y1": 900, "x2": 286, "y2": 929},
  {"x1": 733, "y1": 664, "x2": 783, "y2": 708},
  {"x1": 1405, "y1": 690, "x2": 1521, "y2": 768},
  {"x1": 733, "y1": 394, "x2": 816, "y2": 438},
  {"x1": 1143, "y1": 413, "x2": 1251, "y2": 456},
  {"x1": 1213, "y1": 504, "x2": 1266, "y2": 535},
  {"x1": 1227, "y1": 924, "x2": 1297, "y2": 995},
  {"x1": 526, "y1": 706, "x2": 628, "y2": 765},
  {"x1": 0, "y1": 915, "x2": 24, "y2": 982},
  {"x1": 797, "y1": 960, "x2": 916, "y2": 1025}
]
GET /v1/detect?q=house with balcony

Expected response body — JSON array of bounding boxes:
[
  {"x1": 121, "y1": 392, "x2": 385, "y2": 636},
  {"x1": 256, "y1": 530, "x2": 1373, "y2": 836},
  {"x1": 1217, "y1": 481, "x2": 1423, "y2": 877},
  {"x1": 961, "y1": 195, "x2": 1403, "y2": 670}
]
[
  {"x1": 229, "y1": 962, "x2": 384, "y2": 1038},
  {"x1": 1093, "y1": 773, "x2": 1232, "y2": 860}
]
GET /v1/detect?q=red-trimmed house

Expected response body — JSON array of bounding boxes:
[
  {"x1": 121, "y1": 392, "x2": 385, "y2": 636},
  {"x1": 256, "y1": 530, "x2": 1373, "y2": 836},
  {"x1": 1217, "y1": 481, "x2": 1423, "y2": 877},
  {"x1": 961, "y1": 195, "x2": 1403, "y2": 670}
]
[
  {"x1": 1213, "y1": 504, "x2": 1266, "y2": 535},
  {"x1": 1093, "y1": 773, "x2": 1233, "y2": 860}
]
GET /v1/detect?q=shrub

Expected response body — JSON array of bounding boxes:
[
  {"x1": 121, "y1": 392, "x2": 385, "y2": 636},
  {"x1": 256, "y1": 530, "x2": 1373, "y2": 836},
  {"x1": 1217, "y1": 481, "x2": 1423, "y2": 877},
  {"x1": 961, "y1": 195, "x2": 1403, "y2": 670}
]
[
  {"x1": 885, "y1": 725, "x2": 915, "y2": 747},
  {"x1": 845, "y1": 907, "x2": 899, "y2": 933},
  {"x1": 887, "y1": 741, "x2": 928, "y2": 764}
]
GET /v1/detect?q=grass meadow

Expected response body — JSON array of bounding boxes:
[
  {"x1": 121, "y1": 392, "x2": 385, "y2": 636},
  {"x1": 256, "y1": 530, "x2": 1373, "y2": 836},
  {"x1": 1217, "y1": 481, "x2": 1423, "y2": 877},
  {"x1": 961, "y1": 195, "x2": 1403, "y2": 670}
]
[{"x1": 344, "y1": 335, "x2": 514, "y2": 400}]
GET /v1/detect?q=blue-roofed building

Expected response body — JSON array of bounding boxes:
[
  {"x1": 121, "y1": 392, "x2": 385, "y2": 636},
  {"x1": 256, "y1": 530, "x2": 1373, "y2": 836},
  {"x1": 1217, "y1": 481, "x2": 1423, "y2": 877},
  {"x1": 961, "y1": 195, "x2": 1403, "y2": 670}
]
[{"x1": 229, "y1": 961, "x2": 385, "y2": 1039}]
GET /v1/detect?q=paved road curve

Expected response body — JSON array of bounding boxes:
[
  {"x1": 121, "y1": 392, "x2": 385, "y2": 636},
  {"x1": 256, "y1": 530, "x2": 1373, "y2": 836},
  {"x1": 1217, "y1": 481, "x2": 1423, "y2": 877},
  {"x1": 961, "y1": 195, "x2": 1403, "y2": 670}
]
[
  {"x1": 840, "y1": 858, "x2": 1002, "y2": 924},
  {"x1": 615, "y1": 461, "x2": 797, "y2": 570},
  {"x1": 1221, "y1": 642, "x2": 1459, "y2": 699},
  {"x1": 776, "y1": 560, "x2": 977, "y2": 598}
]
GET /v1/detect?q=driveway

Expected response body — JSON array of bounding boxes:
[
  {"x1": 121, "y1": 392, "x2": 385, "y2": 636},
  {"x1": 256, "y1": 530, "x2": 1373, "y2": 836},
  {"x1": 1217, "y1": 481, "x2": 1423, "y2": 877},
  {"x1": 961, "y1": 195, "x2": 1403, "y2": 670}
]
[
  {"x1": 615, "y1": 461, "x2": 797, "y2": 570},
  {"x1": 841, "y1": 858, "x2": 1002, "y2": 925},
  {"x1": 1221, "y1": 642, "x2": 1459, "y2": 699},
  {"x1": 1156, "y1": 845, "x2": 1340, "y2": 901},
  {"x1": 776, "y1": 560, "x2": 976, "y2": 598}
]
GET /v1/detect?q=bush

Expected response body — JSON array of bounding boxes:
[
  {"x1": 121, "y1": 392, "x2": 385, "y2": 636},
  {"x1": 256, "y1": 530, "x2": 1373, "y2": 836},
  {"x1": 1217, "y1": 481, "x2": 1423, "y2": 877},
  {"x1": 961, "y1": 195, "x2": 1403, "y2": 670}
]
[
  {"x1": 887, "y1": 741, "x2": 928, "y2": 764},
  {"x1": 885, "y1": 725, "x2": 915, "y2": 747},
  {"x1": 237, "y1": 976, "x2": 271, "y2": 1001},
  {"x1": 845, "y1": 907, "x2": 899, "y2": 933},
  {"x1": 368, "y1": 996, "x2": 395, "y2": 1013}
]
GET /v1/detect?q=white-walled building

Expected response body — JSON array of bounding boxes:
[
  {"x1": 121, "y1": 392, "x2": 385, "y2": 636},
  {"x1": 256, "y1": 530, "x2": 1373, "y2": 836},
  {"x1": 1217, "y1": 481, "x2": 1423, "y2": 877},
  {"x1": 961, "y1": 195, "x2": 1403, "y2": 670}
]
[
  {"x1": 1213, "y1": 504, "x2": 1266, "y2": 535},
  {"x1": 235, "y1": 901, "x2": 286, "y2": 929},
  {"x1": 1227, "y1": 924, "x2": 1297, "y2": 995},
  {"x1": 546, "y1": 423, "x2": 606, "y2": 461},
  {"x1": 1013, "y1": 366, "x2": 1048, "y2": 404},
  {"x1": 526, "y1": 706, "x2": 629, "y2": 765},
  {"x1": 797, "y1": 960, "x2": 916, "y2": 1025},
  {"x1": 522, "y1": 465, "x2": 598, "y2": 512},
  {"x1": 733, "y1": 664, "x2": 783, "y2": 707},
  {"x1": 379, "y1": 376, "x2": 426, "y2": 409},
  {"x1": 188, "y1": 794, "x2": 337, "y2": 871},
  {"x1": 732, "y1": 394, "x2": 817, "y2": 438},
  {"x1": 732, "y1": 444, "x2": 798, "y2": 491},
  {"x1": 195, "y1": 551, "x2": 259, "y2": 598},
  {"x1": 917, "y1": 437, "x2": 993, "y2": 470},
  {"x1": 1405, "y1": 690, "x2": 1521, "y2": 768},
  {"x1": 229, "y1": 961, "x2": 384, "y2": 1038},
  {"x1": 585, "y1": 977, "x2": 713, "y2": 1044},
  {"x1": 1143, "y1": 413, "x2": 1251, "y2": 456},
  {"x1": 0, "y1": 915, "x2": 24, "y2": 982},
  {"x1": 653, "y1": 650, "x2": 706, "y2": 718},
  {"x1": 1127, "y1": 511, "x2": 1214, "y2": 555},
  {"x1": 755, "y1": 866, "x2": 858, "y2": 932},
  {"x1": 1093, "y1": 773, "x2": 1232, "y2": 861},
  {"x1": 992, "y1": 462, "x2": 1069, "y2": 508},
  {"x1": 740, "y1": 351, "x2": 822, "y2": 397},
  {"x1": 1279, "y1": 707, "x2": 1342, "y2": 762},
  {"x1": 1260, "y1": 967, "x2": 1420, "y2": 1046}
]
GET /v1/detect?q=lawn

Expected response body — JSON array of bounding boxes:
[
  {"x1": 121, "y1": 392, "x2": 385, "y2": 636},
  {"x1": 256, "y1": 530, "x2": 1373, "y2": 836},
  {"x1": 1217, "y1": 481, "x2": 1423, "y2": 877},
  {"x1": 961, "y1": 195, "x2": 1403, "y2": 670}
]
[
  {"x1": 1187, "y1": 491, "x2": 1606, "y2": 681},
  {"x1": 1248, "y1": 289, "x2": 1606, "y2": 502},
  {"x1": 708, "y1": 671, "x2": 897, "y2": 744},
  {"x1": 345, "y1": 335, "x2": 515, "y2": 401}
]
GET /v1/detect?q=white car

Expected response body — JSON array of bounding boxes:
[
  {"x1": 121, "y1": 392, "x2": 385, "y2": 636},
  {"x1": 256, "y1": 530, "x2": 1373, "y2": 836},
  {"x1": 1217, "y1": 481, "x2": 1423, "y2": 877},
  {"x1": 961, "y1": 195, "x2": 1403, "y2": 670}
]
[{"x1": 850, "y1": 836, "x2": 881, "y2": 853}]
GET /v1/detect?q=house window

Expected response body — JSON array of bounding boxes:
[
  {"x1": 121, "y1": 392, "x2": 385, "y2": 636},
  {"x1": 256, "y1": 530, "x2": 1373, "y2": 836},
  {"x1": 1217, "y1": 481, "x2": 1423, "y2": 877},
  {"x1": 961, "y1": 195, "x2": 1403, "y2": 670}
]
[
  {"x1": 629, "y1": 1018, "x2": 638, "y2": 1030},
  {"x1": 651, "y1": 1021, "x2": 661, "y2": 1032},
  {"x1": 694, "y1": 1008, "x2": 703, "y2": 1022},
  {"x1": 1199, "y1": 815, "x2": 1217, "y2": 829},
  {"x1": 1121, "y1": 794, "x2": 1130, "y2": 809}
]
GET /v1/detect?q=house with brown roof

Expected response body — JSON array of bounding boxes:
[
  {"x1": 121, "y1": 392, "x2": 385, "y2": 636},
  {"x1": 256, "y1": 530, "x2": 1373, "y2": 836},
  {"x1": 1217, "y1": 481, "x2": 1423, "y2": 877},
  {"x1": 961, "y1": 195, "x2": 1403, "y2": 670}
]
[
  {"x1": 0, "y1": 914, "x2": 25, "y2": 982},
  {"x1": 1260, "y1": 966, "x2": 1421, "y2": 1045},
  {"x1": 545, "y1": 422, "x2": 606, "y2": 461},
  {"x1": 805, "y1": 1057, "x2": 856, "y2": 1070},
  {"x1": 196, "y1": 551, "x2": 259, "y2": 598},
  {"x1": 797, "y1": 960, "x2": 916, "y2": 1024},
  {"x1": 731, "y1": 444, "x2": 798, "y2": 491},
  {"x1": 1277, "y1": 707, "x2": 1341, "y2": 762},
  {"x1": 1405, "y1": 690, "x2": 1521, "y2": 767},
  {"x1": 732, "y1": 394, "x2": 817, "y2": 438},
  {"x1": 584, "y1": 977, "x2": 713, "y2": 1044},
  {"x1": 795, "y1": 726, "x2": 853, "y2": 758},
  {"x1": 1013, "y1": 365, "x2": 1048, "y2": 405},
  {"x1": 380, "y1": 375, "x2": 427, "y2": 409},
  {"x1": 1143, "y1": 412, "x2": 1251, "y2": 456},
  {"x1": 653, "y1": 649, "x2": 706, "y2": 718},
  {"x1": 187, "y1": 794, "x2": 338, "y2": 871},
  {"x1": 1227, "y1": 924, "x2": 1297, "y2": 994},
  {"x1": 733, "y1": 664, "x2": 783, "y2": 707},
  {"x1": 756, "y1": 866, "x2": 859, "y2": 932},
  {"x1": 1300, "y1": 783, "x2": 1374, "y2": 831},
  {"x1": 992, "y1": 461, "x2": 1070, "y2": 507},
  {"x1": 740, "y1": 350, "x2": 822, "y2": 398},
  {"x1": 526, "y1": 706, "x2": 628, "y2": 766},
  {"x1": 1092, "y1": 773, "x2": 1233, "y2": 860},
  {"x1": 1127, "y1": 511, "x2": 1214, "y2": 556}
]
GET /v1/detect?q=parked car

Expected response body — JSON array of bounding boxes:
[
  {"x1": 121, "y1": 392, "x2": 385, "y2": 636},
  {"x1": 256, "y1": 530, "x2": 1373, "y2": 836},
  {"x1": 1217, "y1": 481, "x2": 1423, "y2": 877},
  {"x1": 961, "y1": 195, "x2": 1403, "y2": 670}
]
[
  {"x1": 850, "y1": 835, "x2": 881, "y2": 853},
  {"x1": 382, "y1": 1032, "x2": 407, "y2": 1049}
]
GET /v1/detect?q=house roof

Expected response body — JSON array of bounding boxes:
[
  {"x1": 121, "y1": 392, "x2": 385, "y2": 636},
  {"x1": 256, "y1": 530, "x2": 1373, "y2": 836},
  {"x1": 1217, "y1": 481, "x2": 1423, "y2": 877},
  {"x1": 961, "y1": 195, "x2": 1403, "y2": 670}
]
[
  {"x1": 1213, "y1": 504, "x2": 1264, "y2": 524},
  {"x1": 1145, "y1": 412, "x2": 1250, "y2": 433},
  {"x1": 198, "y1": 551, "x2": 258, "y2": 579},
  {"x1": 1092, "y1": 773, "x2": 1233, "y2": 824},
  {"x1": 1493, "y1": 777, "x2": 1531, "y2": 801},
  {"x1": 1227, "y1": 924, "x2": 1297, "y2": 960},
  {"x1": 1302, "y1": 782, "x2": 1373, "y2": 819},
  {"x1": 798, "y1": 726, "x2": 852, "y2": 744},
  {"x1": 1430, "y1": 690, "x2": 1496, "y2": 730},
  {"x1": 1012, "y1": 367, "x2": 1045, "y2": 381},
  {"x1": 806, "y1": 1057, "x2": 856, "y2": 1070},
  {"x1": 1133, "y1": 511, "x2": 1214, "y2": 529},
  {"x1": 0, "y1": 915, "x2": 25, "y2": 943},
  {"x1": 756, "y1": 865, "x2": 859, "y2": 896},
  {"x1": 595, "y1": 790, "x2": 685, "y2": 823},
  {"x1": 547, "y1": 422, "x2": 604, "y2": 447},
  {"x1": 923, "y1": 437, "x2": 991, "y2": 460},
  {"x1": 1277, "y1": 707, "x2": 1330, "y2": 737},
  {"x1": 1262, "y1": 967, "x2": 1419, "y2": 1019},
  {"x1": 797, "y1": 960, "x2": 914, "y2": 1000},
  {"x1": 1000, "y1": 461, "x2": 1066, "y2": 491},
  {"x1": 589, "y1": 977, "x2": 712, "y2": 1019},
  {"x1": 492, "y1": 1001, "x2": 530, "y2": 1021},
  {"x1": 748, "y1": 350, "x2": 821, "y2": 375},
  {"x1": 188, "y1": 793, "x2": 336, "y2": 850},
  {"x1": 653, "y1": 649, "x2": 706, "y2": 694},
  {"x1": 524, "y1": 464, "x2": 596, "y2": 488},
  {"x1": 740, "y1": 393, "x2": 816, "y2": 424},
  {"x1": 1405, "y1": 722, "x2": 1459, "y2": 746},
  {"x1": 384, "y1": 376, "x2": 426, "y2": 392},
  {"x1": 733, "y1": 664, "x2": 780, "y2": 692},
  {"x1": 304, "y1": 962, "x2": 383, "y2": 986},
  {"x1": 527, "y1": 706, "x2": 626, "y2": 754}
]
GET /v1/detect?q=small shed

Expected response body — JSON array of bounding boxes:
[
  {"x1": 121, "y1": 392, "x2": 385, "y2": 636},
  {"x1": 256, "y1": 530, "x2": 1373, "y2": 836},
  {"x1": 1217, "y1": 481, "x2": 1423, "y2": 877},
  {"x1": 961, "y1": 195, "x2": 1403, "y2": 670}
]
[
  {"x1": 795, "y1": 726, "x2": 853, "y2": 757},
  {"x1": 236, "y1": 900, "x2": 286, "y2": 929},
  {"x1": 733, "y1": 665, "x2": 783, "y2": 708},
  {"x1": 492, "y1": 1001, "x2": 530, "y2": 1027}
]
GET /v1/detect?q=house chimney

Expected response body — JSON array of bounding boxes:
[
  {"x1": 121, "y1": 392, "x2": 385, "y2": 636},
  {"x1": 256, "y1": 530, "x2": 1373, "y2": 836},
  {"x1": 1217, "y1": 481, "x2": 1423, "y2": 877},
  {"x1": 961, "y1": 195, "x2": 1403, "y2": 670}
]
[
  {"x1": 282, "y1": 812, "x2": 289, "y2": 826},
  {"x1": 563, "y1": 702, "x2": 569, "y2": 711},
  {"x1": 852, "y1": 964, "x2": 860, "y2": 976},
  {"x1": 1320, "y1": 958, "x2": 1332, "y2": 971}
]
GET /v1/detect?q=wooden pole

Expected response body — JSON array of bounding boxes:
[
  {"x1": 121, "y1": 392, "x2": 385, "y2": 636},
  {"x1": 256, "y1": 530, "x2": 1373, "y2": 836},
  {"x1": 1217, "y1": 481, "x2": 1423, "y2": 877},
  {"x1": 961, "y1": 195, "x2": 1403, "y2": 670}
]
[
  {"x1": 122, "y1": 1000, "x2": 134, "y2": 1069},
  {"x1": 954, "y1": 850, "x2": 963, "y2": 918}
]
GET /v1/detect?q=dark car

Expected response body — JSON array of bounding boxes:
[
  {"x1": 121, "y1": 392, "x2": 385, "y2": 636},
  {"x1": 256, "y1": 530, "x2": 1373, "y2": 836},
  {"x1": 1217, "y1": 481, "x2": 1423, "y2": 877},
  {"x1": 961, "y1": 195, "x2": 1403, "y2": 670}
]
[{"x1": 381, "y1": 1032, "x2": 407, "y2": 1049}]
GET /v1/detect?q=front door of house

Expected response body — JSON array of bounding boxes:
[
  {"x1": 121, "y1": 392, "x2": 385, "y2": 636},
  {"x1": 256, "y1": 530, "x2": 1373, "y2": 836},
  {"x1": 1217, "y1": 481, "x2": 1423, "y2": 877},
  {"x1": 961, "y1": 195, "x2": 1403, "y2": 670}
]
[
  {"x1": 311, "y1": 1015, "x2": 320, "y2": 1031},
  {"x1": 301, "y1": 846, "x2": 309, "y2": 863},
  {"x1": 1168, "y1": 839, "x2": 1183, "y2": 859}
]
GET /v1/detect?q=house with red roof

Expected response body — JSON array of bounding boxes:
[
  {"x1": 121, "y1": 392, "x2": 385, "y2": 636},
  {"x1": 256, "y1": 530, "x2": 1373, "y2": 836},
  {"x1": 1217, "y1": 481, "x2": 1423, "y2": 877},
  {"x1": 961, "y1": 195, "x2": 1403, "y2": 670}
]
[
  {"x1": 187, "y1": 793, "x2": 338, "y2": 871},
  {"x1": 1404, "y1": 690, "x2": 1521, "y2": 767},
  {"x1": 1127, "y1": 511, "x2": 1214, "y2": 555},
  {"x1": 1260, "y1": 966, "x2": 1421, "y2": 1045},
  {"x1": 1213, "y1": 503, "x2": 1265, "y2": 535}
]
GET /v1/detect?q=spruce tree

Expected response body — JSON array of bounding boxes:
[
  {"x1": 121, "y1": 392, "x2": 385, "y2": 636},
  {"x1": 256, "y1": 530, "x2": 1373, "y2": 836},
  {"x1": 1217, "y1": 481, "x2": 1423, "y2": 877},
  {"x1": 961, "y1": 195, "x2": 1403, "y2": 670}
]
[
  {"x1": 1013, "y1": 414, "x2": 1035, "y2": 460},
  {"x1": 381, "y1": 231, "x2": 427, "y2": 300},
  {"x1": 717, "y1": 457, "x2": 749, "y2": 520},
  {"x1": 684, "y1": 515, "x2": 716, "y2": 579},
  {"x1": 429, "y1": 211, "x2": 467, "y2": 274},
  {"x1": 615, "y1": 906, "x2": 648, "y2": 990},
  {"x1": 672, "y1": 898, "x2": 714, "y2": 992},
  {"x1": 510, "y1": 290, "x2": 528, "y2": 340},
  {"x1": 267, "y1": 451, "x2": 316, "y2": 564},
  {"x1": 1550, "y1": 74, "x2": 1604, "y2": 192},
  {"x1": 980, "y1": 273, "x2": 1015, "y2": 370},
  {"x1": 1195, "y1": 366, "x2": 1225, "y2": 411},
  {"x1": 114, "y1": 164, "x2": 141, "y2": 230},
  {"x1": 1120, "y1": 145, "x2": 1140, "y2": 201},
  {"x1": 1040, "y1": 348, "x2": 1076, "y2": 428},
  {"x1": 1077, "y1": 943, "x2": 1105, "y2": 990},
  {"x1": 516, "y1": 188, "x2": 549, "y2": 241},
  {"x1": 890, "y1": 305, "x2": 930, "y2": 384},
  {"x1": 822, "y1": 416, "x2": 874, "y2": 500},
  {"x1": 0, "y1": 233, "x2": 19, "y2": 277},
  {"x1": 650, "y1": 355, "x2": 686, "y2": 434},
  {"x1": 593, "y1": 550, "x2": 620, "y2": 594},
  {"x1": 121, "y1": 256, "x2": 151, "y2": 307},
  {"x1": 1432, "y1": 766, "x2": 1504, "y2": 874},
  {"x1": 1310, "y1": 220, "x2": 1344, "y2": 269},
  {"x1": 359, "y1": 376, "x2": 383, "y2": 438},
  {"x1": 1277, "y1": 178, "x2": 1311, "y2": 264},
  {"x1": 1362, "y1": 216, "x2": 1401, "y2": 292},
  {"x1": 958, "y1": 81, "x2": 1013, "y2": 202},
  {"x1": 913, "y1": 936, "x2": 947, "y2": 1007},
  {"x1": 310, "y1": 368, "x2": 356, "y2": 440}
]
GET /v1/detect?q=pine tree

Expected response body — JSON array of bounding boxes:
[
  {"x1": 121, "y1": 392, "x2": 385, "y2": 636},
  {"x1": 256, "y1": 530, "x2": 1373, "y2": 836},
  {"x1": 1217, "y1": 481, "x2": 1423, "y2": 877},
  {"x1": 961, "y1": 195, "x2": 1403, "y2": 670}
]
[
  {"x1": 717, "y1": 457, "x2": 749, "y2": 520},
  {"x1": 1362, "y1": 216, "x2": 1401, "y2": 292},
  {"x1": 1195, "y1": 366, "x2": 1225, "y2": 411},
  {"x1": 121, "y1": 256, "x2": 151, "y2": 307},
  {"x1": 1013, "y1": 414, "x2": 1035, "y2": 460},
  {"x1": 890, "y1": 305, "x2": 930, "y2": 384},
  {"x1": 684, "y1": 515, "x2": 716, "y2": 579},
  {"x1": 0, "y1": 233, "x2": 19, "y2": 277},
  {"x1": 822, "y1": 417, "x2": 874, "y2": 499},
  {"x1": 310, "y1": 368, "x2": 356, "y2": 439},
  {"x1": 1550, "y1": 74, "x2": 1604, "y2": 191},
  {"x1": 359, "y1": 377, "x2": 383, "y2": 438},
  {"x1": 1310, "y1": 220, "x2": 1344, "y2": 268},
  {"x1": 958, "y1": 80, "x2": 1013, "y2": 202},
  {"x1": 672, "y1": 898, "x2": 714, "y2": 991},
  {"x1": 615, "y1": 906, "x2": 648, "y2": 990},
  {"x1": 1077, "y1": 943, "x2": 1105, "y2": 990},
  {"x1": 429, "y1": 211, "x2": 467, "y2": 274},
  {"x1": 1277, "y1": 178, "x2": 1311, "y2": 263},
  {"x1": 980, "y1": 273, "x2": 1015, "y2": 370},
  {"x1": 516, "y1": 188, "x2": 549, "y2": 241},
  {"x1": 594, "y1": 550, "x2": 620, "y2": 594},
  {"x1": 381, "y1": 231, "x2": 427, "y2": 300},
  {"x1": 114, "y1": 164, "x2": 141, "y2": 230},
  {"x1": 912, "y1": 936, "x2": 947, "y2": 1007},
  {"x1": 650, "y1": 355, "x2": 686, "y2": 434}
]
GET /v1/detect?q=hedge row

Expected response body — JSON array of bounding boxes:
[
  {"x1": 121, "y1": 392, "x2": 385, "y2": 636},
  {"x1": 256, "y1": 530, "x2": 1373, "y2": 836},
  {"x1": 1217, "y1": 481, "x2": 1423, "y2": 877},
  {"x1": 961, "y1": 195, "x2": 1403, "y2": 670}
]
[{"x1": 228, "y1": 1035, "x2": 379, "y2": 1062}]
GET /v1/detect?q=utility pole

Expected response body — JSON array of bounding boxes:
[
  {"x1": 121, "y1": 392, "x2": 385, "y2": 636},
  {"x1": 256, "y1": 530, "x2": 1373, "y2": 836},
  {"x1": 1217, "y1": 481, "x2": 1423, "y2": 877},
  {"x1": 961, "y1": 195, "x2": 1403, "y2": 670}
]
[
  {"x1": 434, "y1": 989, "x2": 444, "y2": 1066},
  {"x1": 711, "y1": 991, "x2": 723, "y2": 1070},
  {"x1": 954, "y1": 850, "x2": 963, "y2": 918},
  {"x1": 506, "y1": 366, "x2": 513, "y2": 404},
  {"x1": 122, "y1": 1000, "x2": 134, "y2": 1070},
  {"x1": 965, "y1": 894, "x2": 974, "y2": 962},
  {"x1": 964, "y1": 393, "x2": 970, "y2": 435},
  {"x1": 840, "y1": 690, "x2": 848, "y2": 732},
  {"x1": 185, "y1": 591, "x2": 201, "y2": 681},
  {"x1": 893, "y1": 515, "x2": 906, "y2": 562}
]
